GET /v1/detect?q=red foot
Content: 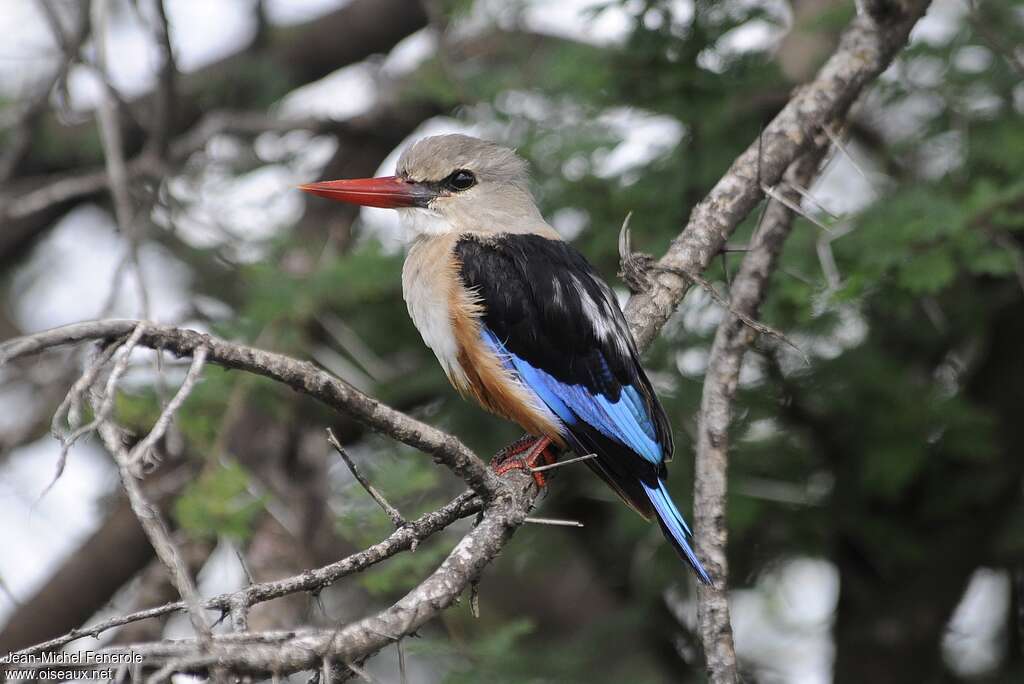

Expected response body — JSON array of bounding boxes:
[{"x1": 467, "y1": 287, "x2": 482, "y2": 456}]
[{"x1": 491, "y1": 436, "x2": 557, "y2": 487}]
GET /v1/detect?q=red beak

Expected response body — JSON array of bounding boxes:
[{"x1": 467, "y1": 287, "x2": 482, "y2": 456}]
[{"x1": 298, "y1": 175, "x2": 434, "y2": 209}]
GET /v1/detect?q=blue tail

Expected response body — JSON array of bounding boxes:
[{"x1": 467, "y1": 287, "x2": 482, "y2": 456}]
[{"x1": 642, "y1": 480, "x2": 713, "y2": 585}]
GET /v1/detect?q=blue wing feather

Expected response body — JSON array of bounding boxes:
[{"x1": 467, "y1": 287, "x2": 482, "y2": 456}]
[
  {"x1": 458, "y1": 234, "x2": 710, "y2": 583},
  {"x1": 482, "y1": 329, "x2": 663, "y2": 464},
  {"x1": 643, "y1": 479, "x2": 712, "y2": 585}
]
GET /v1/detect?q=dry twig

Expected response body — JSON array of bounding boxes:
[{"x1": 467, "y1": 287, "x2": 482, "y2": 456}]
[
  {"x1": 91, "y1": 0, "x2": 150, "y2": 317},
  {"x1": 10, "y1": 490, "x2": 481, "y2": 658},
  {"x1": 327, "y1": 427, "x2": 407, "y2": 528},
  {"x1": 126, "y1": 346, "x2": 208, "y2": 475}
]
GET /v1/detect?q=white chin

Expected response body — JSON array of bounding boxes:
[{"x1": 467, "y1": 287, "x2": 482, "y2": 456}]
[{"x1": 397, "y1": 208, "x2": 453, "y2": 237}]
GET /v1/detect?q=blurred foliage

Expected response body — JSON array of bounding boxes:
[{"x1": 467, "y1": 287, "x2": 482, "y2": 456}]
[
  {"x1": 174, "y1": 460, "x2": 265, "y2": 542},
  {"x1": 117, "y1": 0, "x2": 1024, "y2": 681}
]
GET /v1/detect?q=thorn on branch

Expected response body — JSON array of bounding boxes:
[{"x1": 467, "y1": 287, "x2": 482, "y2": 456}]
[
  {"x1": 326, "y1": 427, "x2": 407, "y2": 529},
  {"x1": 823, "y1": 123, "x2": 877, "y2": 196},
  {"x1": 618, "y1": 213, "x2": 655, "y2": 293},
  {"x1": 234, "y1": 544, "x2": 255, "y2": 586},
  {"x1": 760, "y1": 183, "x2": 832, "y2": 233},
  {"x1": 397, "y1": 639, "x2": 408, "y2": 683}
]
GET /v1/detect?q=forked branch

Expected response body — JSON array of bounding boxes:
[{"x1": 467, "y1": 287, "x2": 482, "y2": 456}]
[{"x1": 0, "y1": 1, "x2": 932, "y2": 677}]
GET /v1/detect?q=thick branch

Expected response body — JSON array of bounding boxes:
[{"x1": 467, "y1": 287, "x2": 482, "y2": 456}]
[
  {"x1": 624, "y1": 1, "x2": 931, "y2": 350},
  {"x1": 10, "y1": 491, "x2": 481, "y2": 658},
  {"x1": 0, "y1": 320, "x2": 502, "y2": 498},
  {"x1": 19, "y1": 487, "x2": 526, "y2": 677},
  {"x1": 694, "y1": 147, "x2": 830, "y2": 684}
]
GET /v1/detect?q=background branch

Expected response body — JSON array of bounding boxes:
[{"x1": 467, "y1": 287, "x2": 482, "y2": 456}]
[
  {"x1": 694, "y1": 142, "x2": 831, "y2": 684},
  {"x1": 624, "y1": 1, "x2": 931, "y2": 351}
]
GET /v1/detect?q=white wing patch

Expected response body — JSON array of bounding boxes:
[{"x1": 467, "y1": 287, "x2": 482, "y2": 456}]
[
  {"x1": 552, "y1": 277, "x2": 565, "y2": 309},
  {"x1": 573, "y1": 274, "x2": 633, "y2": 354},
  {"x1": 576, "y1": 274, "x2": 633, "y2": 359}
]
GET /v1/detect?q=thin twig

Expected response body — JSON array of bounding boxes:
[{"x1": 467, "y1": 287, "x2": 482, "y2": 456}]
[
  {"x1": 0, "y1": 1, "x2": 86, "y2": 183},
  {"x1": 529, "y1": 452, "x2": 597, "y2": 472},
  {"x1": 126, "y1": 346, "x2": 208, "y2": 475},
  {"x1": 96, "y1": 417, "x2": 212, "y2": 646},
  {"x1": 91, "y1": 0, "x2": 150, "y2": 318},
  {"x1": 0, "y1": 320, "x2": 503, "y2": 499},
  {"x1": 327, "y1": 427, "x2": 406, "y2": 528},
  {"x1": 145, "y1": 0, "x2": 177, "y2": 159},
  {"x1": 39, "y1": 325, "x2": 145, "y2": 497},
  {"x1": 45, "y1": 340, "x2": 122, "y2": 491},
  {"x1": 523, "y1": 517, "x2": 584, "y2": 528},
  {"x1": 622, "y1": 1, "x2": 931, "y2": 352},
  {"x1": 12, "y1": 490, "x2": 482, "y2": 658},
  {"x1": 651, "y1": 265, "x2": 807, "y2": 362}
]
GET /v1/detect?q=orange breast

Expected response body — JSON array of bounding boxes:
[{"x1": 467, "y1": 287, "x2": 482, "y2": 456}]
[{"x1": 445, "y1": 247, "x2": 565, "y2": 446}]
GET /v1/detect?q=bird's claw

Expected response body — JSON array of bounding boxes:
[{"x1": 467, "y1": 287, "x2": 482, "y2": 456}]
[{"x1": 491, "y1": 435, "x2": 557, "y2": 488}]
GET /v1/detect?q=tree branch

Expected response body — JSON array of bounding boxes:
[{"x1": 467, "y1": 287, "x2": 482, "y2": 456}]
[
  {"x1": 623, "y1": 0, "x2": 931, "y2": 351},
  {"x1": 0, "y1": 0, "x2": 430, "y2": 264},
  {"x1": 0, "y1": 2, "x2": 932, "y2": 676},
  {"x1": 10, "y1": 491, "x2": 481, "y2": 658},
  {"x1": 0, "y1": 320, "x2": 502, "y2": 499},
  {"x1": 327, "y1": 428, "x2": 407, "y2": 529},
  {"x1": 694, "y1": 144, "x2": 831, "y2": 684},
  {"x1": 13, "y1": 488, "x2": 526, "y2": 678}
]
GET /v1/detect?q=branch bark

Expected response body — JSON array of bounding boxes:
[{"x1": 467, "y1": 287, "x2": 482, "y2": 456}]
[
  {"x1": 10, "y1": 491, "x2": 481, "y2": 659},
  {"x1": 693, "y1": 145, "x2": 831, "y2": 684},
  {"x1": 0, "y1": 320, "x2": 502, "y2": 498},
  {"x1": 624, "y1": 1, "x2": 931, "y2": 351},
  {"x1": 0, "y1": 2, "x2": 933, "y2": 677},
  {"x1": 0, "y1": 464, "x2": 194, "y2": 654}
]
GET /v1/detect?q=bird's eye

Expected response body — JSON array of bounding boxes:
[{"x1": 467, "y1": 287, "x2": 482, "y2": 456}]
[{"x1": 445, "y1": 169, "x2": 476, "y2": 192}]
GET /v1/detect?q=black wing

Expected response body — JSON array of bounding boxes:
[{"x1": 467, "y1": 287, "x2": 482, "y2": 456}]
[{"x1": 455, "y1": 232, "x2": 674, "y2": 493}]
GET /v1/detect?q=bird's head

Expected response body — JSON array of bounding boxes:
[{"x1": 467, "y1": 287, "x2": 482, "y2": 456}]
[{"x1": 300, "y1": 134, "x2": 546, "y2": 237}]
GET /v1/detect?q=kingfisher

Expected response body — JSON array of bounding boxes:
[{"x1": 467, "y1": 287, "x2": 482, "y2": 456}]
[{"x1": 300, "y1": 134, "x2": 710, "y2": 583}]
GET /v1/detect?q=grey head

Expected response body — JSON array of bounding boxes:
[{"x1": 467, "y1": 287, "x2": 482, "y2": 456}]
[{"x1": 395, "y1": 134, "x2": 555, "y2": 239}]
